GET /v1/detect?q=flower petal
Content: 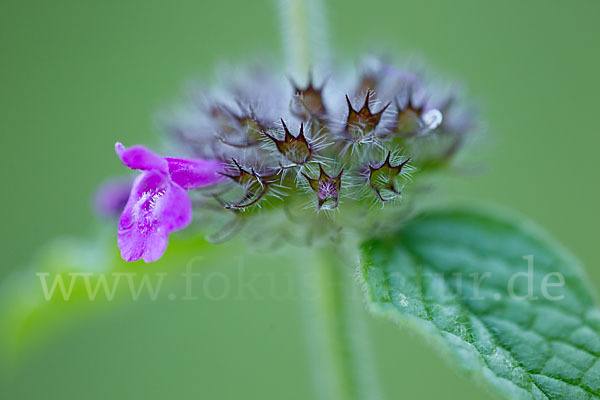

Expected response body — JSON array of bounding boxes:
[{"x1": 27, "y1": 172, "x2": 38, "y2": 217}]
[
  {"x1": 165, "y1": 158, "x2": 225, "y2": 190},
  {"x1": 93, "y1": 177, "x2": 133, "y2": 217},
  {"x1": 117, "y1": 170, "x2": 192, "y2": 262},
  {"x1": 115, "y1": 142, "x2": 168, "y2": 173}
]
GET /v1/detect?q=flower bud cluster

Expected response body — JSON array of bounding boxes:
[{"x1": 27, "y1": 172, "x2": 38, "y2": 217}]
[{"x1": 158, "y1": 57, "x2": 473, "y2": 243}]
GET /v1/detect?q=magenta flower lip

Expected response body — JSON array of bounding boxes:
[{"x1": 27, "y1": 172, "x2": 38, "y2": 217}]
[{"x1": 115, "y1": 142, "x2": 224, "y2": 262}]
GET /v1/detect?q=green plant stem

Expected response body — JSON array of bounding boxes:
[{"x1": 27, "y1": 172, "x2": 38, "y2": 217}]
[
  {"x1": 278, "y1": 2, "x2": 380, "y2": 396},
  {"x1": 280, "y1": 0, "x2": 310, "y2": 79},
  {"x1": 298, "y1": 245, "x2": 384, "y2": 400},
  {"x1": 278, "y1": 0, "x2": 329, "y2": 81}
]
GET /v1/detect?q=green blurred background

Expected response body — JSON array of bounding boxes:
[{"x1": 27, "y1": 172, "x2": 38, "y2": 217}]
[{"x1": 0, "y1": 0, "x2": 598, "y2": 398}]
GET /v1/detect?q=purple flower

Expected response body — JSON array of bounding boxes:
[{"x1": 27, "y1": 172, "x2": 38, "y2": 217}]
[
  {"x1": 115, "y1": 142, "x2": 224, "y2": 263},
  {"x1": 93, "y1": 177, "x2": 133, "y2": 217}
]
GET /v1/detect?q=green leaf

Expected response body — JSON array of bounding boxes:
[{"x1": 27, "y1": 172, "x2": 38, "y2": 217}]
[{"x1": 359, "y1": 208, "x2": 600, "y2": 400}]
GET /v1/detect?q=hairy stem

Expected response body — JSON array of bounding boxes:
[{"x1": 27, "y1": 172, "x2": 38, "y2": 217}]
[
  {"x1": 277, "y1": 3, "x2": 381, "y2": 397},
  {"x1": 278, "y1": 0, "x2": 329, "y2": 81},
  {"x1": 298, "y1": 244, "x2": 384, "y2": 400}
]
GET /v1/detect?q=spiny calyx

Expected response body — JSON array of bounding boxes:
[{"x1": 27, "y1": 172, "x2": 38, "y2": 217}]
[
  {"x1": 393, "y1": 90, "x2": 442, "y2": 136},
  {"x1": 345, "y1": 90, "x2": 390, "y2": 143},
  {"x1": 221, "y1": 159, "x2": 281, "y2": 209},
  {"x1": 215, "y1": 105, "x2": 265, "y2": 147},
  {"x1": 302, "y1": 164, "x2": 343, "y2": 210},
  {"x1": 368, "y1": 152, "x2": 411, "y2": 202},
  {"x1": 291, "y1": 76, "x2": 327, "y2": 119},
  {"x1": 264, "y1": 119, "x2": 313, "y2": 166}
]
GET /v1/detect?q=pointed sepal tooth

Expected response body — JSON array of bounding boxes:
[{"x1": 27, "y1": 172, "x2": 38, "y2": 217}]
[
  {"x1": 290, "y1": 73, "x2": 328, "y2": 119},
  {"x1": 302, "y1": 164, "x2": 343, "y2": 210},
  {"x1": 263, "y1": 119, "x2": 313, "y2": 166},
  {"x1": 368, "y1": 152, "x2": 411, "y2": 202},
  {"x1": 344, "y1": 90, "x2": 390, "y2": 143},
  {"x1": 220, "y1": 159, "x2": 282, "y2": 209}
]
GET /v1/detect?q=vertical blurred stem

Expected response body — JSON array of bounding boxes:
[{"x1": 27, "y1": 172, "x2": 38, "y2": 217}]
[
  {"x1": 277, "y1": 2, "x2": 381, "y2": 398},
  {"x1": 280, "y1": 0, "x2": 310, "y2": 79},
  {"x1": 278, "y1": 0, "x2": 328, "y2": 81},
  {"x1": 298, "y1": 244, "x2": 384, "y2": 400}
]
